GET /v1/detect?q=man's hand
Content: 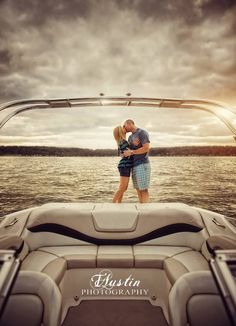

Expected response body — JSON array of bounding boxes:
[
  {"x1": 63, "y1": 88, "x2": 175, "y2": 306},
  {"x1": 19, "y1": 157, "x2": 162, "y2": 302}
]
[{"x1": 133, "y1": 143, "x2": 150, "y2": 155}]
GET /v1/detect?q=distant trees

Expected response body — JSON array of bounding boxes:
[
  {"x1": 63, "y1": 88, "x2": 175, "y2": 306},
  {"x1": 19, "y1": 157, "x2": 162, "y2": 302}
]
[
  {"x1": 0, "y1": 145, "x2": 235, "y2": 156},
  {"x1": 0, "y1": 146, "x2": 116, "y2": 156},
  {"x1": 149, "y1": 146, "x2": 236, "y2": 156}
]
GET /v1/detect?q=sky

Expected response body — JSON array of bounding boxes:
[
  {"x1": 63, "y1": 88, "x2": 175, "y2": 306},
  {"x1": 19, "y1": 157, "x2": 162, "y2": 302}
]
[{"x1": 0, "y1": 0, "x2": 236, "y2": 148}]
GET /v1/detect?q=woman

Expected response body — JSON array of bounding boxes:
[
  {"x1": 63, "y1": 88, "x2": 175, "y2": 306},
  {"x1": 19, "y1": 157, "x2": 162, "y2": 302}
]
[{"x1": 112, "y1": 125, "x2": 133, "y2": 203}]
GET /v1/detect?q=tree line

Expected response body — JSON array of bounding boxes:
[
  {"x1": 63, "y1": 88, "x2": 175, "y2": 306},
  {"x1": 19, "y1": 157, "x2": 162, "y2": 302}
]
[{"x1": 0, "y1": 145, "x2": 235, "y2": 156}]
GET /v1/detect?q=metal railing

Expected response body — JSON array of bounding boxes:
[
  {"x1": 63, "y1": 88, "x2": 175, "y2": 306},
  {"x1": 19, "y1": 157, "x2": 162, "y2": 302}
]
[{"x1": 0, "y1": 97, "x2": 235, "y2": 140}]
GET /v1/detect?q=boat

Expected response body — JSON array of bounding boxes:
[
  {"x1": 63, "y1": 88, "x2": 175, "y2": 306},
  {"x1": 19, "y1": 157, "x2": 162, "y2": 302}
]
[{"x1": 0, "y1": 97, "x2": 236, "y2": 326}]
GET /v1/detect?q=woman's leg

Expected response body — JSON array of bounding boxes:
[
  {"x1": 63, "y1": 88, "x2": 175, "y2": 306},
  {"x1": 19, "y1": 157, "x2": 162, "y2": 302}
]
[{"x1": 113, "y1": 176, "x2": 130, "y2": 203}]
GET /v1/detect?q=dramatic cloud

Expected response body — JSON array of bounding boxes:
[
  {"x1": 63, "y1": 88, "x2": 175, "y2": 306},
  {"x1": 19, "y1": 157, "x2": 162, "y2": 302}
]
[{"x1": 0, "y1": 0, "x2": 235, "y2": 147}]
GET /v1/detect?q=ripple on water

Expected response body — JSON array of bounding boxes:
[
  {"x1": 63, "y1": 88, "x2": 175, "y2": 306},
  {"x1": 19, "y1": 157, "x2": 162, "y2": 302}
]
[{"x1": 0, "y1": 156, "x2": 235, "y2": 218}]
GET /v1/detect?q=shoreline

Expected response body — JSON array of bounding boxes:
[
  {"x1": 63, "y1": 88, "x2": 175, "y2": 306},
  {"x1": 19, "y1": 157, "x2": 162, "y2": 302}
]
[{"x1": 0, "y1": 145, "x2": 236, "y2": 157}]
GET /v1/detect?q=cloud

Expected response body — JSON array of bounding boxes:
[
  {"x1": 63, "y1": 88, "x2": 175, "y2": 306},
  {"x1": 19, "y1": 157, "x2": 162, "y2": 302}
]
[{"x1": 0, "y1": 0, "x2": 235, "y2": 146}]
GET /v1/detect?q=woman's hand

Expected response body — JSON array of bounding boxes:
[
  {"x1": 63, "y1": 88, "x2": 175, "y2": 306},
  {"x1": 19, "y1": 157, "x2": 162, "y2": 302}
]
[
  {"x1": 123, "y1": 149, "x2": 134, "y2": 157},
  {"x1": 133, "y1": 138, "x2": 140, "y2": 146}
]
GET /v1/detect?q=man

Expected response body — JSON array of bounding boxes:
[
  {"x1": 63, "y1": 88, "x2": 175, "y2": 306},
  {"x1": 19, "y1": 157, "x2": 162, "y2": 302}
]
[{"x1": 123, "y1": 119, "x2": 151, "y2": 203}]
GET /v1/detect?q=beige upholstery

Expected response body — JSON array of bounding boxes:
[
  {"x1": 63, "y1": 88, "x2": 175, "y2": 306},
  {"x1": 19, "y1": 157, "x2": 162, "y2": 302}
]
[
  {"x1": 97, "y1": 246, "x2": 134, "y2": 267},
  {"x1": 133, "y1": 246, "x2": 191, "y2": 268},
  {"x1": 40, "y1": 245, "x2": 98, "y2": 268},
  {"x1": 164, "y1": 251, "x2": 209, "y2": 285},
  {"x1": 1, "y1": 295, "x2": 43, "y2": 326},
  {"x1": 18, "y1": 203, "x2": 211, "y2": 288},
  {"x1": 65, "y1": 254, "x2": 96, "y2": 268},
  {"x1": 42, "y1": 258, "x2": 67, "y2": 284},
  {"x1": 21, "y1": 246, "x2": 98, "y2": 282},
  {"x1": 187, "y1": 295, "x2": 231, "y2": 326},
  {"x1": 1, "y1": 271, "x2": 61, "y2": 326},
  {"x1": 207, "y1": 234, "x2": 236, "y2": 253},
  {"x1": 0, "y1": 235, "x2": 24, "y2": 259},
  {"x1": 197, "y1": 207, "x2": 236, "y2": 237},
  {"x1": 21, "y1": 245, "x2": 209, "y2": 286},
  {"x1": 39, "y1": 245, "x2": 97, "y2": 257},
  {"x1": 21, "y1": 251, "x2": 66, "y2": 284},
  {"x1": 1, "y1": 203, "x2": 235, "y2": 326},
  {"x1": 26, "y1": 203, "x2": 204, "y2": 245},
  {"x1": 92, "y1": 203, "x2": 139, "y2": 231},
  {"x1": 24, "y1": 245, "x2": 206, "y2": 273},
  {"x1": 169, "y1": 271, "x2": 231, "y2": 326},
  {"x1": 0, "y1": 207, "x2": 33, "y2": 237},
  {"x1": 164, "y1": 258, "x2": 189, "y2": 284},
  {"x1": 21, "y1": 251, "x2": 59, "y2": 271}
]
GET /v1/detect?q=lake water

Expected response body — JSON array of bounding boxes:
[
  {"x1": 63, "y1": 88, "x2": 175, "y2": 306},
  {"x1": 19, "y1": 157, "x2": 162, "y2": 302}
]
[{"x1": 0, "y1": 156, "x2": 235, "y2": 219}]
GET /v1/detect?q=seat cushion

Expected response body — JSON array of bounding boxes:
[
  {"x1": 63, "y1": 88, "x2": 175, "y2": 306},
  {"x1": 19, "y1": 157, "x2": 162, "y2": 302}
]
[
  {"x1": 97, "y1": 246, "x2": 134, "y2": 267},
  {"x1": 21, "y1": 251, "x2": 59, "y2": 271},
  {"x1": 133, "y1": 246, "x2": 191, "y2": 268},
  {"x1": 164, "y1": 251, "x2": 209, "y2": 285},
  {"x1": 1, "y1": 271, "x2": 62, "y2": 326},
  {"x1": 39, "y1": 246, "x2": 98, "y2": 268},
  {"x1": 188, "y1": 294, "x2": 231, "y2": 326},
  {"x1": 21, "y1": 245, "x2": 209, "y2": 285},
  {"x1": 1, "y1": 294, "x2": 43, "y2": 326},
  {"x1": 21, "y1": 251, "x2": 66, "y2": 284},
  {"x1": 169, "y1": 271, "x2": 231, "y2": 326}
]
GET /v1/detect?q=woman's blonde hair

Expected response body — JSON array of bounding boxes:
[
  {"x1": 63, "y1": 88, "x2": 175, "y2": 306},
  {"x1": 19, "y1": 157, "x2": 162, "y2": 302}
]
[{"x1": 113, "y1": 126, "x2": 126, "y2": 144}]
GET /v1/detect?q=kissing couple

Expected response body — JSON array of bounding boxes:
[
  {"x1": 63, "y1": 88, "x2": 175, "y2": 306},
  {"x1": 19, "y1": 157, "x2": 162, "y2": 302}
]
[{"x1": 113, "y1": 119, "x2": 151, "y2": 204}]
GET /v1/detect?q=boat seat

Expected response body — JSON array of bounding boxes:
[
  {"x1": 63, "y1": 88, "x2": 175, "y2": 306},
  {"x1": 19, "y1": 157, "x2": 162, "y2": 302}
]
[
  {"x1": 21, "y1": 251, "x2": 67, "y2": 284},
  {"x1": 21, "y1": 246, "x2": 98, "y2": 283},
  {"x1": 21, "y1": 244, "x2": 209, "y2": 287},
  {"x1": 39, "y1": 245, "x2": 98, "y2": 268},
  {"x1": 1, "y1": 271, "x2": 62, "y2": 326},
  {"x1": 133, "y1": 245, "x2": 192, "y2": 268},
  {"x1": 168, "y1": 271, "x2": 231, "y2": 326},
  {"x1": 164, "y1": 250, "x2": 209, "y2": 285}
]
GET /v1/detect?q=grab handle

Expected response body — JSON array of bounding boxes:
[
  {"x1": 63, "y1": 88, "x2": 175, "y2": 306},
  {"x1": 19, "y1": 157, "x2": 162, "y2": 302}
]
[
  {"x1": 4, "y1": 218, "x2": 18, "y2": 228},
  {"x1": 212, "y1": 217, "x2": 226, "y2": 228}
]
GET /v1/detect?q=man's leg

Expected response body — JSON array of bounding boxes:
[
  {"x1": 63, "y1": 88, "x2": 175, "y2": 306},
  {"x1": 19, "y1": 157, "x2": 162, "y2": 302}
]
[
  {"x1": 136, "y1": 189, "x2": 143, "y2": 203},
  {"x1": 132, "y1": 167, "x2": 141, "y2": 201},
  {"x1": 133, "y1": 163, "x2": 151, "y2": 203},
  {"x1": 139, "y1": 189, "x2": 149, "y2": 203},
  {"x1": 135, "y1": 163, "x2": 151, "y2": 203}
]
